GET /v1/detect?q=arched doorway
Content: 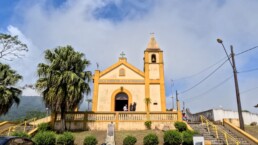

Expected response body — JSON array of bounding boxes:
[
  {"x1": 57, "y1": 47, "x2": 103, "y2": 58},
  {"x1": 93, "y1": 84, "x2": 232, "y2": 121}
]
[{"x1": 115, "y1": 92, "x2": 128, "y2": 111}]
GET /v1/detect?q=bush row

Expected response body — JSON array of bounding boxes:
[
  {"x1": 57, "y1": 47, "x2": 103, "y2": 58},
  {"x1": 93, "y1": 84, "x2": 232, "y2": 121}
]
[{"x1": 13, "y1": 121, "x2": 195, "y2": 145}]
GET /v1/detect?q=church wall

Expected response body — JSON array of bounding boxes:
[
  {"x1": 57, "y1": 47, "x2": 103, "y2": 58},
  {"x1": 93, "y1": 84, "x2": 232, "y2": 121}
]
[
  {"x1": 149, "y1": 85, "x2": 161, "y2": 111},
  {"x1": 149, "y1": 64, "x2": 160, "y2": 79},
  {"x1": 97, "y1": 84, "x2": 146, "y2": 111},
  {"x1": 100, "y1": 65, "x2": 144, "y2": 79}
]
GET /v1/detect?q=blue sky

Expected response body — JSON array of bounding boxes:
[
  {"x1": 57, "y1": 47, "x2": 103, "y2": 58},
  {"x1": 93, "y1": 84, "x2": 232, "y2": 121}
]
[{"x1": 1, "y1": 0, "x2": 258, "y2": 113}]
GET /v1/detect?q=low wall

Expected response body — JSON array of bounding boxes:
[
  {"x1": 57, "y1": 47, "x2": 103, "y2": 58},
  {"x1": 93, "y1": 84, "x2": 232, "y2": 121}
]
[
  {"x1": 53, "y1": 111, "x2": 178, "y2": 131},
  {"x1": 213, "y1": 109, "x2": 258, "y2": 125},
  {"x1": 186, "y1": 108, "x2": 258, "y2": 125}
]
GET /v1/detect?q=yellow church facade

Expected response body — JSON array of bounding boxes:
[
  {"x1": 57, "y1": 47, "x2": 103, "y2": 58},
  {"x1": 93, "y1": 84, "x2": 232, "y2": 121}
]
[{"x1": 92, "y1": 36, "x2": 166, "y2": 112}]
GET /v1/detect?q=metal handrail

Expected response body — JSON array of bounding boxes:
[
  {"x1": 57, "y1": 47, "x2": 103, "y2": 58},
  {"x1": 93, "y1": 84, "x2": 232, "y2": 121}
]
[
  {"x1": 200, "y1": 115, "x2": 240, "y2": 145},
  {"x1": 5, "y1": 118, "x2": 37, "y2": 135}
]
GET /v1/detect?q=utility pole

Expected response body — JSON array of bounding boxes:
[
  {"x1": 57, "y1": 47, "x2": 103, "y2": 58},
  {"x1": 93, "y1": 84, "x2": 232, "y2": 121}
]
[
  {"x1": 176, "y1": 90, "x2": 179, "y2": 111},
  {"x1": 231, "y1": 45, "x2": 245, "y2": 130},
  {"x1": 217, "y1": 39, "x2": 245, "y2": 130},
  {"x1": 171, "y1": 80, "x2": 174, "y2": 110}
]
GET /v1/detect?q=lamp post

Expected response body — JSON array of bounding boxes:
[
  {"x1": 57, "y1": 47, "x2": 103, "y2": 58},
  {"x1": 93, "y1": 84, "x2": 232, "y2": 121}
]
[{"x1": 217, "y1": 39, "x2": 245, "y2": 130}]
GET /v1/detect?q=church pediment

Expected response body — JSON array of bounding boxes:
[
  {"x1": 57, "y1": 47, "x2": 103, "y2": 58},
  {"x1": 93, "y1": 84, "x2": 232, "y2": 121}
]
[{"x1": 99, "y1": 60, "x2": 145, "y2": 80}]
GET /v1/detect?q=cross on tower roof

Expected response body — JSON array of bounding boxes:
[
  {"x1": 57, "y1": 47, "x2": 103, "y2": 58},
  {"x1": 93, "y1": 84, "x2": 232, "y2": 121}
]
[{"x1": 120, "y1": 51, "x2": 125, "y2": 58}]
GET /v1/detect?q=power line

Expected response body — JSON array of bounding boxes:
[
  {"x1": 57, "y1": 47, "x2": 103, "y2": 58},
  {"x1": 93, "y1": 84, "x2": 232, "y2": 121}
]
[
  {"x1": 236, "y1": 46, "x2": 258, "y2": 56},
  {"x1": 238, "y1": 67, "x2": 258, "y2": 73},
  {"x1": 174, "y1": 57, "x2": 227, "y2": 81},
  {"x1": 184, "y1": 75, "x2": 233, "y2": 102},
  {"x1": 179, "y1": 59, "x2": 228, "y2": 94},
  {"x1": 240, "y1": 86, "x2": 258, "y2": 94}
]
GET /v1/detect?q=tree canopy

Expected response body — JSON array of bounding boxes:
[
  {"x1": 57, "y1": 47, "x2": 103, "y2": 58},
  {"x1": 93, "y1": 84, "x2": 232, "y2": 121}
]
[
  {"x1": 36, "y1": 45, "x2": 91, "y2": 132},
  {"x1": 0, "y1": 33, "x2": 28, "y2": 61},
  {"x1": 0, "y1": 63, "x2": 22, "y2": 116}
]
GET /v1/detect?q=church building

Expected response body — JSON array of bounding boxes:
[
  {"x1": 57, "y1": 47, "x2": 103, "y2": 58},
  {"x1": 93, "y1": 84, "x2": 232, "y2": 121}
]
[{"x1": 92, "y1": 35, "x2": 166, "y2": 112}]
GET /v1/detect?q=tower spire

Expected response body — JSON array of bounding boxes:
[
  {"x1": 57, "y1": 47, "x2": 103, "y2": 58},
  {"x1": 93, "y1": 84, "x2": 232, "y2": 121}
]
[{"x1": 147, "y1": 33, "x2": 160, "y2": 49}]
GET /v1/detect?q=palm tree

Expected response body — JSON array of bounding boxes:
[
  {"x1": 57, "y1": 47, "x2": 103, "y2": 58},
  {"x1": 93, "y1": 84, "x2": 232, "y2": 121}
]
[
  {"x1": 144, "y1": 98, "x2": 151, "y2": 120},
  {"x1": 36, "y1": 46, "x2": 91, "y2": 132},
  {"x1": 0, "y1": 63, "x2": 22, "y2": 116}
]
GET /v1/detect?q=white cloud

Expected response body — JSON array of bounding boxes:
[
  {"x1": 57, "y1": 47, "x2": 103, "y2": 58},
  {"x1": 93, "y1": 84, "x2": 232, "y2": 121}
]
[{"x1": 4, "y1": 0, "x2": 258, "y2": 113}]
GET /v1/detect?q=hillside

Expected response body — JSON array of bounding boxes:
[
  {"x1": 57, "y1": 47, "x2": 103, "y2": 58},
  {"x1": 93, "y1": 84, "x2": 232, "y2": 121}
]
[
  {"x1": 0, "y1": 96, "x2": 45, "y2": 121},
  {"x1": 0, "y1": 96, "x2": 89, "y2": 121}
]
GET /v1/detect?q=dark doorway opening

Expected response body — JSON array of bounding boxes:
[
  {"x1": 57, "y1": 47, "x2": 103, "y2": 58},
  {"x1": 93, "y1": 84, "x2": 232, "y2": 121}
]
[
  {"x1": 115, "y1": 92, "x2": 128, "y2": 111},
  {"x1": 115, "y1": 100, "x2": 128, "y2": 111}
]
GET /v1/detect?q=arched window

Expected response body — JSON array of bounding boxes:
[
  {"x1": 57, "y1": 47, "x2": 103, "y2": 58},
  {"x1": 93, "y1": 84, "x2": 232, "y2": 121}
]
[
  {"x1": 151, "y1": 54, "x2": 156, "y2": 63},
  {"x1": 119, "y1": 68, "x2": 125, "y2": 76}
]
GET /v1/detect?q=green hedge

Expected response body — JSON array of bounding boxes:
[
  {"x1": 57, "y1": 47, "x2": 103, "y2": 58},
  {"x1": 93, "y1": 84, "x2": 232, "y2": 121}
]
[
  {"x1": 174, "y1": 121, "x2": 187, "y2": 132},
  {"x1": 123, "y1": 135, "x2": 137, "y2": 145},
  {"x1": 37, "y1": 123, "x2": 51, "y2": 132},
  {"x1": 57, "y1": 132, "x2": 75, "y2": 145},
  {"x1": 143, "y1": 133, "x2": 159, "y2": 145},
  {"x1": 164, "y1": 130, "x2": 182, "y2": 145},
  {"x1": 11, "y1": 131, "x2": 30, "y2": 138},
  {"x1": 33, "y1": 131, "x2": 56, "y2": 145},
  {"x1": 83, "y1": 135, "x2": 98, "y2": 145}
]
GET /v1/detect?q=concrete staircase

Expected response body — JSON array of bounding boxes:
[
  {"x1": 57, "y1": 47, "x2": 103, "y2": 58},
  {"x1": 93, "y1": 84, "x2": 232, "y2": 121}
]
[{"x1": 189, "y1": 123, "x2": 251, "y2": 145}]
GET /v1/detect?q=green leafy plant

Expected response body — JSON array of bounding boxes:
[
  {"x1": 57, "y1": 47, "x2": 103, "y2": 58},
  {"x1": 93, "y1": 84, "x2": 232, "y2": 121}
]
[
  {"x1": 38, "y1": 123, "x2": 51, "y2": 132},
  {"x1": 33, "y1": 131, "x2": 56, "y2": 145},
  {"x1": 182, "y1": 130, "x2": 195, "y2": 145},
  {"x1": 11, "y1": 131, "x2": 30, "y2": 138},
  {"x1": 164, "y1": 130, "x2": 182, "y2": 145},
  {"x1": 83, "y1": 135, "x2": 98, "y2": 145},
  {"x1": 123, "y1": 135, "x2": 137, "y2": 145},
  {"x1": 144, "y1": 121, "x2": 152, "y2": 130},
  {"x1": 57, "y1": 132, "x2": 75, "y2": 145},
  {"x1": 174, "y1": 121, "x2": 187, "y2": 132},
  {"x1": 143, "y1": 133, "x2": 159, "y2": 145}
]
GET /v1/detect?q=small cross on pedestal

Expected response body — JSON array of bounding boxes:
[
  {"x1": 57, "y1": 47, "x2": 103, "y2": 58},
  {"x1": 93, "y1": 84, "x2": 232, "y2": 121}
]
[{"x1": 120, "y1": 51, "x2": 125, "y2": 58}]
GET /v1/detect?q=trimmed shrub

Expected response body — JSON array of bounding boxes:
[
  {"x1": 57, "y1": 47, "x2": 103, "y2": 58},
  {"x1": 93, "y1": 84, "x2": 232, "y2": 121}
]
[
  {"x1": 182, "y1": 130, "x2": 195, "y2": 145},
  {"x1": 143, "y1": 133, "x2": 159, "y2": 145},
  {"x1": 57, "y1": 132, "x2": 75, "y2": 145},
  {"x1": 250, "y1": 122, "x2": 257, "y2": 126},
  {"x1": 164, "y1": 130, "x2": 182, "y2": 145},
  {"x1": 11, "y1": 131, "x2": 30, "y2": 138},
  {"x1": 174, "y1": 121, "x2": 187, "y2": 132},
  {"x1": 123, "y1": 135, "x2": 137, "y2": 145},
  {"x1": 144, "y1": 121, "x2": 152, "y2": 130},
  {"x1": 33, "y1": 131, "x2": 56, "y2": 145},
  {"x1": 37, "y1": 123, "x2": 51, "y2": 132},
  {"x1": 83, "y1": 135, "x2": 98, "y2": 145}
]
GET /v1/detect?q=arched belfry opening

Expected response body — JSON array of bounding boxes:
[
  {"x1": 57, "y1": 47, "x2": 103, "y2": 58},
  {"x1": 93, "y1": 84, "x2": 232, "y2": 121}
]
[
  {"x1": 151, "y1": 54, "x2": 156, "y2": 63},
  {"x1": 115, "y1": 92, "x2": 128, "y2": 111}
]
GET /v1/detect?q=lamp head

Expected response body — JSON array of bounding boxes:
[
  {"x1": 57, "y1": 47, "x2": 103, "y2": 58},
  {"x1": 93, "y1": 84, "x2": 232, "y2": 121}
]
[{"x1": 217, "y1": 38, "x2": 223, "y2": 44}]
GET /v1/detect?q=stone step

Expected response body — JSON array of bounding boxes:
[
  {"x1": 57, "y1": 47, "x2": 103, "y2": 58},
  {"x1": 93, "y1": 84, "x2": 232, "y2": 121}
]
[{"x1": 188, "y1": 123, "x2": 252, "y2": 145}]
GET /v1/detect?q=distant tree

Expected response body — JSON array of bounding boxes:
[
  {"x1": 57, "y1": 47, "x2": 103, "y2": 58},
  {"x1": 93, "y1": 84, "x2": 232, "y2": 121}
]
[
  {"x1": 0, "y1": 33, "x2": 28, "y2": 61},
  {"x1": 36, "y1": 45, "x2": 91, "y2": 132},
  {"x1": 0, "y1": 63, "x2": 22, "y2": 116}
]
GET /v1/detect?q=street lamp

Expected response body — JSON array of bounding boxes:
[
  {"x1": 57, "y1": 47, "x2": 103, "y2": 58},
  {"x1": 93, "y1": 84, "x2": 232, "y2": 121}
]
[{"x1": 217, "y1": 38, "x2": 245, "y2": 130}]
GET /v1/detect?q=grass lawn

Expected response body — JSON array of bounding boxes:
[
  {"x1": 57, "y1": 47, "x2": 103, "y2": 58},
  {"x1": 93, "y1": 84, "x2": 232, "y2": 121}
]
[
  {"x1": 245, "y1": 125, "x2": 258, "y2": 139},
  {"x1": 72, "y1": 130, "x2": 164, "y2": 145}
]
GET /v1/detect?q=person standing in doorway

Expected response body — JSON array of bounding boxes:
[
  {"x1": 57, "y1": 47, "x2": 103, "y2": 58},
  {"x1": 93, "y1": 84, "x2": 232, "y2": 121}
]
[
  {"x1": 133, "y1": 102, "x2": 137, "y2": 111},
  {"x1": 123, "y1": 104, "x2": 128, "y2": 111},
  {"x1": 129, "y1": 103, "x2": 133, "y2": 111}
]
